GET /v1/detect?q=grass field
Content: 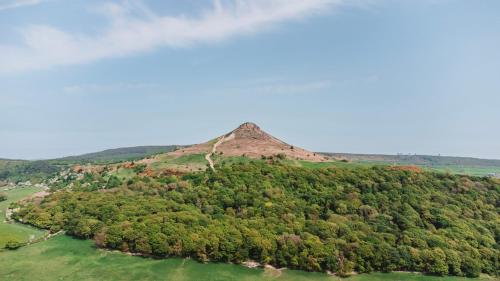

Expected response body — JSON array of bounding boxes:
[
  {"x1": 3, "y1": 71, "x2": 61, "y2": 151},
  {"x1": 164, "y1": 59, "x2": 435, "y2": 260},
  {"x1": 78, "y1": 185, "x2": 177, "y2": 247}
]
[
  {"x1": 150, "y1": 153, "x2": 208, "y2": 172},
  {"x1": 0, "y1": 235, "x2": 493, "y2": 281},
  {"x1": 0, "y1": 186, "x2": 47, "y2": 248},
  {"x1": 114, "y1": 167, "x2": 137, "y2": 180},
  {"x1": 292, "y1": 159, "x2": 500, "y2": 177},
  {"x1": 426, "y1": 165, "x2": 500, "y2": 177}
]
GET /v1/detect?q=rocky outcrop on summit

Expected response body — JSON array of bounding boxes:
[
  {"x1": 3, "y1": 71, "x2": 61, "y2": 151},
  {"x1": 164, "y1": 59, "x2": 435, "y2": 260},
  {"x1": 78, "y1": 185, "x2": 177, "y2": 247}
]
[
  {"x1": 230, "y1": 122, "x2": 273, "y2": 140},
  {"x1": 170, "y1": 122, "x2": 328, "y2": 162}
]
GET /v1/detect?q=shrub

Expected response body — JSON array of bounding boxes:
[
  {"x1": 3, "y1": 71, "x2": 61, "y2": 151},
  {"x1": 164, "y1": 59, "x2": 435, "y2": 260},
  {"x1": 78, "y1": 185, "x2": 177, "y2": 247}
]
[
  {"x1": 133, "y1": 164, "x2": 147, "y2": 174},
  {"x1": 5, "y1": 240, "x2": 23, "y2": 250},
  {"x1": 461, "y1": 256, "x2": 481, "y2": 278}
]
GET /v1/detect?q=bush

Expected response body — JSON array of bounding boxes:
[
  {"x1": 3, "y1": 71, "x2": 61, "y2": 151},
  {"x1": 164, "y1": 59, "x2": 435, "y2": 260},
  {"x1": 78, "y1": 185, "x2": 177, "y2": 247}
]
[
  {"x1": 275, "y1": 153, "x2": 286, "y2": 160},
  {"x1": 133, "y1": 164, "x2": 147, "y2": 174},
  {"x1": 461, "y1": 257, "x2": 481, "y2": 278},
  {"x1": 106, "y1": 175, "x2": 122, "y2": 189},
  {"x1": 0, "y1": 193, "x2": 7, "y2": 202},
  {"x1": 4, "y1": 240, "x2": 23, "y2": 250}
]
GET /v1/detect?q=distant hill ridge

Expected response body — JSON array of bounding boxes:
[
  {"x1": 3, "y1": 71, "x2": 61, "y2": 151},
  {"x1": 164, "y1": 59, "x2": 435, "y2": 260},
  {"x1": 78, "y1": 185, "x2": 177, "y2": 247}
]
[
  {"x1": 0, "y1": 146, "x2": 182, "y2": 182},
  {"x1": 325, "y1": 153, "x2": 500, "y2": 167},
  {"x1": 57, "y1": 145, "x2": 183, "y2": 164}
]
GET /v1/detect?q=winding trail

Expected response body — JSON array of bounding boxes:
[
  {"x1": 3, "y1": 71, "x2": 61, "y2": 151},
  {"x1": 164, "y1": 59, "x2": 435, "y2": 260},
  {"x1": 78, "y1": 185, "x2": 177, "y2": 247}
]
[
  {"x1": 205, "y1": 133, "x2": 234, "y2": 170},
  {"x1": 205, "y1": 137, "x2": 224, "y2": 170}
]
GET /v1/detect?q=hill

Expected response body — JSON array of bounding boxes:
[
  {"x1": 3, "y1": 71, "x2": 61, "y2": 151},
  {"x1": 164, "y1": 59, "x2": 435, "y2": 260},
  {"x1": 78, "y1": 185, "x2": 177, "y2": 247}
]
[
  {"x1": 3, "y1": 123, "x2": 500, "y2": 182},
  {"x1": 169, "y1": 122, "x2": 328, "y2": 162},
  {"x1": 126, "y1": 122, "x2": 329, "y2": 173},
  {"x1": 55, "y1": 145, "x2": 182, "y2": 164},
  {"x1": 139, "y1": 123, "x2": 499, "y2": 176},
  {"x1": 0, "y1": 160, "x2": 58, "y2": 183}
]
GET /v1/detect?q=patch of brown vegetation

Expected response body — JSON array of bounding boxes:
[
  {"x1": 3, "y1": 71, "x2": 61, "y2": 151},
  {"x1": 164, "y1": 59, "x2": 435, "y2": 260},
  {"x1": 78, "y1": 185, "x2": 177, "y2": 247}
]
[
  {"x1": 71, "y1": 164, "x2": 105, "y2": 174},
  {"x1": 72, "y1": 165, "x2": 84, "y2": 173},
  {"x1": 121, "y1": 162, "x2": 135, "y2": 169},
  {"x1": 388, "y1": 165, "x2": 423, "y2": 173},
  {"x1": 138, "y1": 168, "x2": 156, "y2": 177},
  {"x1": 160, "y1": 169, "x2": 187, "y2": 177}
]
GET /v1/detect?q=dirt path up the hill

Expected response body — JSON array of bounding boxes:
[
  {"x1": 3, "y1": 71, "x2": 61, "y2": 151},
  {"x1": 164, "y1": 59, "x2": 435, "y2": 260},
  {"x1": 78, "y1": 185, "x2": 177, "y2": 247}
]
[{"x1": 205, "y1": 133, "x2": 234, "y2": 170}]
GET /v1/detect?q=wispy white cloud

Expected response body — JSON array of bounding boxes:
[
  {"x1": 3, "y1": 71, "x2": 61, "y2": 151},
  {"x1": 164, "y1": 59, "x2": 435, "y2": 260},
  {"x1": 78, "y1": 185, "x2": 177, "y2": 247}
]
[
  {"x1": 215, "y1": 75, "x2": 380, "y2": 96},
  {"x1": 62, "y1": 82, "x2": 158, "y2": 95},
  {"x1": 0, "y1": 0, "x2": 341, "y2": 73},
  {"x1": 0, "y1": 0, "x2": 43, "y2": 11},
  {"x1": 252, "y1": 80, "x2": 333, "y2": 95},
  {"x1": 211, "y1": 78, "x2": 334, "y2": 96}
]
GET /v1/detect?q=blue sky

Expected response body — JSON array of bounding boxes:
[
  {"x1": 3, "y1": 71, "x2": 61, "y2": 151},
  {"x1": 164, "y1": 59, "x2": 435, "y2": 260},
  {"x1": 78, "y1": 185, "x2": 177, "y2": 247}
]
[{"x1": 1, "y1": 0, "x2": 499, "y2": 160}]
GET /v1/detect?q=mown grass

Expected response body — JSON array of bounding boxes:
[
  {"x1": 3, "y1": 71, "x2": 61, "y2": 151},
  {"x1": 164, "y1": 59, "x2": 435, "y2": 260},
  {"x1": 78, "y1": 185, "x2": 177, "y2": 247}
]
[
  {"x1": 0, "y1": 235, "x2": 490, "y2": 281},
  {"x1": 0, "y1": 186, "x2": 47, "y2": 248}
]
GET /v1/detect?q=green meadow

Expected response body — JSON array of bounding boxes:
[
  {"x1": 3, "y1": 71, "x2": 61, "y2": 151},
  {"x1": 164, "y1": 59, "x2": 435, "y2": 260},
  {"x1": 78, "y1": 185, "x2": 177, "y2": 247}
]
[
  {"x1": 150, "y1": 153, "x2": 208, "y2": 172},
  {"x1": 0, "y1": 186, "x2": 47, "y2": 248}
]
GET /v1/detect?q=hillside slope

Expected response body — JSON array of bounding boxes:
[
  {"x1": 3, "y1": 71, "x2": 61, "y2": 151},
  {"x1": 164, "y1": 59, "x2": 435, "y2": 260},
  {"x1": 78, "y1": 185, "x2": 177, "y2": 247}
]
[{"x1": 0, "y1": 146, "x2": 182, "y2": 182}]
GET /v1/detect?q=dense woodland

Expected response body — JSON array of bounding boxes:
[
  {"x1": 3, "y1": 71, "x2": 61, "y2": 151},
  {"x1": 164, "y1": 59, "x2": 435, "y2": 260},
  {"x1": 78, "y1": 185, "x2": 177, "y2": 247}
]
[
  {"x1": 0, "y1": 160, "x2": 59, "y2": 183},
  {"x1": 14, "y1": 161, "x2": 499, "y2": 277}
]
